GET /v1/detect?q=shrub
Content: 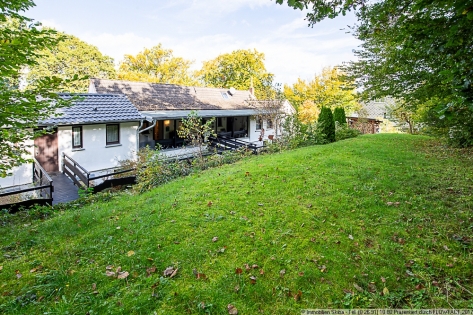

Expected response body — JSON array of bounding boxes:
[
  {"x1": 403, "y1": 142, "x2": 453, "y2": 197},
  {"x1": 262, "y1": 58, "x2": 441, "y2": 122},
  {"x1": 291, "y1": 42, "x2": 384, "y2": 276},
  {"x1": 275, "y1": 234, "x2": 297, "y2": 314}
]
[
  {"x1": 335, "y1": 124, "x2": 361, "y2": 141},
  {"x1": 317, "y1": 107, "x2": 336, "y2": 143},
  {"x1": 333, "y1": 107, "x2": 347, "y2": 126}
]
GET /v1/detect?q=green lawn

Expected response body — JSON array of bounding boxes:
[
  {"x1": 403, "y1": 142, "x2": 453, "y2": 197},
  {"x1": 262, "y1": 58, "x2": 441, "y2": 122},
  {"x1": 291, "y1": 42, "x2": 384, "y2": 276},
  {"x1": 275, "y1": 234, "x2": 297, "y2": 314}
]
[{"x1": 1, "y1": 134, "x2": 472, "y2": 314}]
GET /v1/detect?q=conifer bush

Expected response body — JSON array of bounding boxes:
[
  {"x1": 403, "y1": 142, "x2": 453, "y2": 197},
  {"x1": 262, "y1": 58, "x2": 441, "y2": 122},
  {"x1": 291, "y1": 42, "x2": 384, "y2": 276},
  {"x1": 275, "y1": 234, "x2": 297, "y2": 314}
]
[
  {"x1": 317, "y1": 107, "x2": 336, "y2": 142},
  {"x1": 334, "y1": 107, "x2": 347, "y2": 126}
]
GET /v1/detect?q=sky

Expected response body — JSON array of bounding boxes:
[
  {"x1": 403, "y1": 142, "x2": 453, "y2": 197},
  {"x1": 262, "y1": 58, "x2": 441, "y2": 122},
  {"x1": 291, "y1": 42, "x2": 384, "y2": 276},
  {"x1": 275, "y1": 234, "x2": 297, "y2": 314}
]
[{"x1": 27, "y1": 0, "x2": 360, "y2": 86}]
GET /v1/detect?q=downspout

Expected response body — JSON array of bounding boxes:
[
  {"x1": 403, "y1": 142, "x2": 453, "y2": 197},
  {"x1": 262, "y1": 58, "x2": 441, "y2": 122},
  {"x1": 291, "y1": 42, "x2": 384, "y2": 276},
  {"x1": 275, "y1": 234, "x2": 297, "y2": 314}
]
[
  {"x1": 137, "y1": 118, "x2": 157, "y2": 151},
  {"x1": 138, "y1": 118, "x2": 157, "y2": 134}
]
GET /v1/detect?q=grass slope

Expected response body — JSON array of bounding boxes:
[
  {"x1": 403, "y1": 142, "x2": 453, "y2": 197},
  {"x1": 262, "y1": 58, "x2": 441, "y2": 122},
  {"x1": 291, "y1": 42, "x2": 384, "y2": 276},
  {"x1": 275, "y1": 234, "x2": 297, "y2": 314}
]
[{"x1": 1, "y1": 134, "x2": 472, "y2": 314}]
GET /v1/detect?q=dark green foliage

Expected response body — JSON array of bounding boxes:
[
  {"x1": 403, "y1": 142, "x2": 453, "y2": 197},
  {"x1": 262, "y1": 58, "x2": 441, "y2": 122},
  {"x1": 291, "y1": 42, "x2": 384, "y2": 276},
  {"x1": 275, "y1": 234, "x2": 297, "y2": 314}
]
[
  {"x1": 335, "y1": 125, "x2": 361, "y2": 141},
  {"x1": 333, "y1": 107, "x2": 347, "y2": 126},
  {"x1": 317, "y1": 107, "x2": 336, "y2": 142},
  {"x1": 277, "y1": 0, "x2": 473, "y2": 146},
  {"x1": 1, "y1": 1, "x2": 78, "y2": 176}
]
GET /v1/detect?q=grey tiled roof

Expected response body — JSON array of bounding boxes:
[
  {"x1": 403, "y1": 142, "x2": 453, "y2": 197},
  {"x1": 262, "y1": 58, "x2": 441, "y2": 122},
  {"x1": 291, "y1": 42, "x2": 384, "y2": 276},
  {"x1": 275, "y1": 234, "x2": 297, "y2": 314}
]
[
  {"x1": 40, "y1": 93, "x2": 144, "y2": 125},
  {"x1": 90, "y1": 78, "x2": 255, "y2": 111},
  {"x1": 348, "y1": 101, "x2": 388, "y2": 120}
]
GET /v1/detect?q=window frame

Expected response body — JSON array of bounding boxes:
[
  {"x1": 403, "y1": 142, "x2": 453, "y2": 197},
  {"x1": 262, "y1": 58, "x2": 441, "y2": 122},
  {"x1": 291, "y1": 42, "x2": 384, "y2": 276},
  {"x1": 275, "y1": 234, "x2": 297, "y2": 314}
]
[
  {"x1": 72, "y1": 126, "x2": 83, "y2": 149},
  {"x1": 255, "y1": 116, "x2": 263, "y2": 130},
  {"x1": 106, "y1": 124, "x2": 120, "y2": 145}
]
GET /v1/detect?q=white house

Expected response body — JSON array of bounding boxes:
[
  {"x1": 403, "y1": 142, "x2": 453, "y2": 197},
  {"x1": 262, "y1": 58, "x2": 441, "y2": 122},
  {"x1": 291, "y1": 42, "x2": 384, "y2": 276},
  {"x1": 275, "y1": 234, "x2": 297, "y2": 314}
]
[
  {"x1": 0, "y1": 93, "x2": 144, "y2": 188},
  {"x1": 89, "y1": 79, "x2": 295, "y2": 149}
]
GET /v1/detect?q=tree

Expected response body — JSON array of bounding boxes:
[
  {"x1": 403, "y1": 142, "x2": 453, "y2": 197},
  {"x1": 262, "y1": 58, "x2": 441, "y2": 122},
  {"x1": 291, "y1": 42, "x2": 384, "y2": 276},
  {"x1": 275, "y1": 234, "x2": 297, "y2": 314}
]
[
  {"x1": 298, "y1": 100, "x2": 320, "y2": 124},
  {"x1": 333, "y1": 107, "x2": 347, "y2": 126},
  {"x1": 197, "y1": 49, "x2": 274, "y2": 99},
  {"x1": 27, "y1": 32, "x2": 116, "y2": 92},
  {"x1": 317, "y1": 107, "x2": 335, "y2": 143},
  {"x1": 283, "y1": 67, "x2": 359, "y2": 123},
  {"x1": 1, "y1": 0, "x2": 75, "y2": 177},
  {"x1": 276, "y1": 0, "x2": 473, "y2": 146},
  {"x1": 118, "y1": 44, "x2": 197, "y2": 86},
  {"x1": 275, "y1": 0, "x2": 366, "y2": 25},
  {"x1": 177, "y1": 111, "x2": 216, "y2": 166}
]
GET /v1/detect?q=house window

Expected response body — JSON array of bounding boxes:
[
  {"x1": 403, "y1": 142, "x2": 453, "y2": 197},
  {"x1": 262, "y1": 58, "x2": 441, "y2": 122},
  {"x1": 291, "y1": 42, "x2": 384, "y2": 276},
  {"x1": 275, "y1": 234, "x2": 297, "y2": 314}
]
[
  {"x1": 72, "y1": 126, "x2": 82, "y2": 148},
  {"x1": 256, "y1": 116, "x2": 263, "y2": 130},
  {"x1": 106, "y1": 124, "x2": 120, "y2": 145},
  {"x1": 267, "y1": 119, "x2": 274, "y2": 129}
]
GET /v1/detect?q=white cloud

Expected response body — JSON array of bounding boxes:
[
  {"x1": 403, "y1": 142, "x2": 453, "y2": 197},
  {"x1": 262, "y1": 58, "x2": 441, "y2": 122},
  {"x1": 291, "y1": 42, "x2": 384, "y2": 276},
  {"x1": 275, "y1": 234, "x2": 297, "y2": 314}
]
[
  {"x1": 80, "y1": 32, "x2": 159, "y2": 64},
  {"x1": 80, "y1": 27, "x2": 358, "y2": 85}
]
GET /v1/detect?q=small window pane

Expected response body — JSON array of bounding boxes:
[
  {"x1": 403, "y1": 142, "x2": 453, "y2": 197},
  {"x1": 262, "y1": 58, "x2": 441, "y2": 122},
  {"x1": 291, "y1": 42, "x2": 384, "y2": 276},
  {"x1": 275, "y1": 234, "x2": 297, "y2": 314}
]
[
  {"x1": 256, "y1": 116, "x2": 263, "y2": 130},
  {"x1": 106, "y1": 124, "x2": 119, "y2": 144},
  {"x1": 72, "y1": 126, "x2": 82, "y2": 148}
]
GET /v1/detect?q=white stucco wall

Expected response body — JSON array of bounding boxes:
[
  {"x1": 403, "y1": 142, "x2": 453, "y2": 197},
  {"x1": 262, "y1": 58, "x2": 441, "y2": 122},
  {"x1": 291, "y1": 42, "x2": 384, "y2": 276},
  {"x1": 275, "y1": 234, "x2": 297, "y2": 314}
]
[
  {"x1": 58, "y1": 122, "x2": 139, "y2": 172},
  {"x1": 249, "y1": 116, "x2": 278, "y2": 142},
  {"x1": 0, "y1": 137, "x2": 34, "y2": 188}
]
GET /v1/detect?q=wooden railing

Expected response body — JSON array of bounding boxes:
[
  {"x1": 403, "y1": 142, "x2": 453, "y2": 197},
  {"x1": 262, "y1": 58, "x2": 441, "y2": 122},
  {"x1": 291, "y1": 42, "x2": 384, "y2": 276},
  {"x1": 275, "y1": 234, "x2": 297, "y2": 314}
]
[
  {"x1": 62, "y1": 153, "x2": 90, "y2": 188},
  {"x1": 0, "y1": 159, "x2": 54, "y2": 211},
  {"x1": 62, "y1": 153, "x2": 135, "y2": 191},
  {"x1": 33, "y1": 158, "x2": 54, "y2": 200},
  {"x1": 208, "y1": 135, "x2": 262, "y2": 154}
]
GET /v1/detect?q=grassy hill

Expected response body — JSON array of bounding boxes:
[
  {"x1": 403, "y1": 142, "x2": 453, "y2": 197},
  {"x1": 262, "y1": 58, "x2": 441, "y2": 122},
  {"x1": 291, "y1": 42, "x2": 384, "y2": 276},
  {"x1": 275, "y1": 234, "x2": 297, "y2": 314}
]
[{"x1": 1, "y1": 134, "x2": 472, "y2": 314}]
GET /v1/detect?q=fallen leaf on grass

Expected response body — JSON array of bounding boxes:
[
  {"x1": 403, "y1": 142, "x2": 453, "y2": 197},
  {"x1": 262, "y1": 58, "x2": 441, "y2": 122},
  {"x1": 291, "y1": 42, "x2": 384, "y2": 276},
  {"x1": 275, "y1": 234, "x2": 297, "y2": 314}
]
[
  {"x1": 196, "y1": 273, "x2": 207, "y2": 280},
  {"x1": 127, "y1": 250, "x2": 135, "y2": 257},
  {"x1": 245, "y1": 264, "x2": 251, "y2": 271},
  {"x1": 279, "y1": 269, "x2": 286, "y2": 277},
  {"x1": 0, "y1": 266, "x2": 3, "y2": 271},
  {"x1": 259, "y1": 269, "x2": 264, "y2": 275},
  {"x1": 212, "y1": 237, "x2": 218, "y2": 242},
  {"x1": 382, "y1": 287, "x2": 389, "y2": 295},
  {"x1": 348, "y1": 235, "x2": 354, "y2": 240},
  {"x1": 15, "y1": 270, "x2": 22, "y2": 279},
  {"x1": 163, "y1": 267, "x2": 175, "y2": 277},
  {"x1": 228, "y1": 304, "x2": 238, "y2": 314},
  {"x1": 415, "y1": 284, "x2": 424, "y2": 290},
  {"x1": 298, "y1": 272, "x2": 304, "y2": 276},
  {"x1": 353, "y1": 283, "x2": 363, "y2": 292},
  {"x1": 146, "y1": 266, "x2": 157, "y2": 277},
  {"x1": 249, "y1": 275, "x2": 257, "y2": 284},
  {"x1": 207, "y1": 201, "x2": 213, "y2": 207},
  {"x1": 170, "y1": 268, "x2": 178, "y2": 278},
  {"x1": 106, "y1": 265, "x2": 114, "y2": 270},
  {"x1": 106, "y1": 271, "x2": 116, "y2": 277},
  {"x1": 234, "y1": 285, "x2": 240, "y2": 292},
  {"x1": 252, "y1": 264, "x2": 258, "y2": 269},
  {"x1": 381, "y1": 277, "x2": 386, "y2": 283},
  {"x1": 92, "y1": 283, "x2": 97, "y2": 290},
  {"x1": 235, "y1": 268, "x2": 243, "y2": 274},
  {"x1": 319, "y1": 265, "x2": 327, "y2": 273},
  {"x1": 293, "y1": 290, "x2": 302, "y2": 301},
  {"x1": 368, "y1": 282, "x2": 377, "y2": 293}
]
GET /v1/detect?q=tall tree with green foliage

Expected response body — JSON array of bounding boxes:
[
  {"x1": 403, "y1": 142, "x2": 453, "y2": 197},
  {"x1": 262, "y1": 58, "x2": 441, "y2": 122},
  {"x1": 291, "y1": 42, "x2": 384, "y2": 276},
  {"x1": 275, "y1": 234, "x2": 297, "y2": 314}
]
[
  {"x1": 317, "y1": 107, "x2": 335, "y2": 143},
  {"x1": 118, "y1": 44, "x2": 198, "y2": 86},
  {"x1": 197, "y1": 49, "x2": 274, "y2": 99},
  {"x1": 333, "y1": 107, "x2": 347, "y2": 126},
  {"x1": 284, "y1": 67, "x2": 359, "y2": 123},
  {"x1": 1, "y1": 0, "x2": 75, "y2": 177},
  {"x1": 276, "y1": 0, "x2": 473, "y2": 146},
  {"x1": 27, "y1": 32, "x2": 116, "y2": 92}
]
